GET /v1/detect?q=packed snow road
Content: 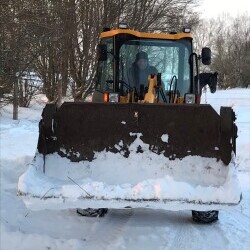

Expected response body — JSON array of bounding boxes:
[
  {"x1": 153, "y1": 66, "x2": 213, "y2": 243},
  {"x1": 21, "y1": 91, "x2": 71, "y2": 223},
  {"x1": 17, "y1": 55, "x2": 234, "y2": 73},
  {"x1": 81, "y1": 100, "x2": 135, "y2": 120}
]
[{"x1": 1, "y1": 89, "x2": 250, "y2": 250}]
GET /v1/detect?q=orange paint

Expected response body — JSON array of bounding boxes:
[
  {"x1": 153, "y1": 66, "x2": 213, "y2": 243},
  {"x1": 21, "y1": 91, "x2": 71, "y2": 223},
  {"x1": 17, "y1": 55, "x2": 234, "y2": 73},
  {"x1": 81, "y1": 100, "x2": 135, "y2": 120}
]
[{"x1": 100, "y1": 29, "x2": 192, "y2": 40}]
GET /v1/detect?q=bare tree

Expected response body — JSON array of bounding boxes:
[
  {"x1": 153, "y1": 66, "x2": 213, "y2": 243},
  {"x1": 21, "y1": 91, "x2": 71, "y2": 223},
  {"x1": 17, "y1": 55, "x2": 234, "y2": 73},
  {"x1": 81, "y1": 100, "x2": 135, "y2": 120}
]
[
  {"x1": 193, "y1": 13, "x2": 250, "y2": 88},
  {"x1": 1, "y1": 0, "x2": 200, "y2": 108},
  {"x1": 68, "y1": 0, "x2": 200, "y2": 100},
  {"x1": 0, "y1": 0, "x2": 57, "y2": 109}
]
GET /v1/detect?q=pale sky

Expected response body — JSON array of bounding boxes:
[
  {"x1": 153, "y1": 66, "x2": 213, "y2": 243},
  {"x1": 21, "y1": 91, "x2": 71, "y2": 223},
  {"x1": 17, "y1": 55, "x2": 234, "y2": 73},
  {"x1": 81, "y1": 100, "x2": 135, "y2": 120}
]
[{"x1": 198, "y1": 0, "x2": 250, "y2": 18}]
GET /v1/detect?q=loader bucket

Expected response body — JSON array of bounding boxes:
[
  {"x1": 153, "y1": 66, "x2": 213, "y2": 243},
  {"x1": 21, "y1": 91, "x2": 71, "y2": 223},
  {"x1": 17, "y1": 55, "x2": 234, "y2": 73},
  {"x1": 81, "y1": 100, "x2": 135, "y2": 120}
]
[{"x1": 18, "y1": 103, "x2": 241, "y2": 211}]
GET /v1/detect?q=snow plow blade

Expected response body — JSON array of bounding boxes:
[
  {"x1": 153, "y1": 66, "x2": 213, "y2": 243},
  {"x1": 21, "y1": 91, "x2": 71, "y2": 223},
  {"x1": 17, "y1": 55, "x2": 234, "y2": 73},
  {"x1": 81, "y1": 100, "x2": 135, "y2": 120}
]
[{"x1": 18, "y1": 102, "x2": 241, "y2": 211}]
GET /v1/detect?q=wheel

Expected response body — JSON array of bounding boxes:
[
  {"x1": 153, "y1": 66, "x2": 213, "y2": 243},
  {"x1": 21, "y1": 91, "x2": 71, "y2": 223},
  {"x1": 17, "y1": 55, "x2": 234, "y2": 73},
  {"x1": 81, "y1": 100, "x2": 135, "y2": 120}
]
[
  {"x1": 77, "y1": 208, "x2": 108, "y2": 217},
  {"x1": 192, "y1": 210, "x2": 219, "y2": 223}
]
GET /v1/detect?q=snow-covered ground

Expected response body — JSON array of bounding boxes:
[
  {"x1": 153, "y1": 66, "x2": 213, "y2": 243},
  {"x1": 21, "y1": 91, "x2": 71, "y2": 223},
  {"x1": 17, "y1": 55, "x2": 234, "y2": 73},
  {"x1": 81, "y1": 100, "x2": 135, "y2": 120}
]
[{"x1": 1, "y1": 89, "x2": 250, "y2": 250}]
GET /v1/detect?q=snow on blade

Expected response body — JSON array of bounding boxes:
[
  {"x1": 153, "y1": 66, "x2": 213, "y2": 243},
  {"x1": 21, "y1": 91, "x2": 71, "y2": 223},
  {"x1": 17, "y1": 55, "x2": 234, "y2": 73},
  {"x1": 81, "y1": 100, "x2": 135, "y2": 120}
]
[
  {"x1": 18, "y1": 134, "x2": 241, "y2": 208},
  {"x1": 161, "y1": 134, "x2": 169, "y2": 143}
]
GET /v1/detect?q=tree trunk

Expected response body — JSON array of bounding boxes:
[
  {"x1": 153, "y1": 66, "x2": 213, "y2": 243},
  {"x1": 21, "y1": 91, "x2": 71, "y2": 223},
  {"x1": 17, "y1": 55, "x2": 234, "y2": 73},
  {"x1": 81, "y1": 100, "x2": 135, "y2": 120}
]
[
  {"x1": 13, "y1": 78, "x2": 18, "y2": 120},
  {"x1": 57, "y1": 79, "x2": 63, "y2": 106}
]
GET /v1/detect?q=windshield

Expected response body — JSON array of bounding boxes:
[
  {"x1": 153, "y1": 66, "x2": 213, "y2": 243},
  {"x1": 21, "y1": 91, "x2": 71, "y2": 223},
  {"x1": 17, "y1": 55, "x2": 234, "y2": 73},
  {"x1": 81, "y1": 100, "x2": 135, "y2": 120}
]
[{"x1": 119, "y1": 39, "x2": 191, "y2": 97}]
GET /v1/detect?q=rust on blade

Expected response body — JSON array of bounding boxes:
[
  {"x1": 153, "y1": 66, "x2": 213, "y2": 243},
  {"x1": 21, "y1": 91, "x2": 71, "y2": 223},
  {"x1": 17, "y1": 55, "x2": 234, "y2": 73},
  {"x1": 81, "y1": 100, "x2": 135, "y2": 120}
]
[{"x1": 37, "y1": 103, "x2": 236, "y2": 165}]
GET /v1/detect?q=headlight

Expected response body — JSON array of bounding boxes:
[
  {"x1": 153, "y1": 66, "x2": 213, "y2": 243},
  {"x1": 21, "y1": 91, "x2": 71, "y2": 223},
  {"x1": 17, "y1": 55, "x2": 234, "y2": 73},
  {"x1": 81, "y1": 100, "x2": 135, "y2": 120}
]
[
  {"x1": 109, "y1": 93, "x2": 119, "y2": 103},
  {"x1": 182, "y1": 27, "x2": 191, "y2": 33},
  {"x1": 184, "y1": 94, "x2": 196, "y2": 104}
]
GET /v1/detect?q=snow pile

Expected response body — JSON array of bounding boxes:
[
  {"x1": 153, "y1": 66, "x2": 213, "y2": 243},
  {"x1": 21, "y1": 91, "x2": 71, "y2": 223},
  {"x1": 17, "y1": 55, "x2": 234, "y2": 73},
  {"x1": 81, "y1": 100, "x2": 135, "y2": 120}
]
[{"x1": 18, "y1": 133, "x2": 241, "y2": 208}]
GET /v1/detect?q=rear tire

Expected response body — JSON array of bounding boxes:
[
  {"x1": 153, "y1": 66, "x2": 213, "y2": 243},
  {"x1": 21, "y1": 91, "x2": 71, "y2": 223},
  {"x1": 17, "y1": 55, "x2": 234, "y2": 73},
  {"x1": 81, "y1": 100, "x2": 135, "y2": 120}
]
[{"x1": 192, "y1": 210, "x2": 219, "y2": 223}]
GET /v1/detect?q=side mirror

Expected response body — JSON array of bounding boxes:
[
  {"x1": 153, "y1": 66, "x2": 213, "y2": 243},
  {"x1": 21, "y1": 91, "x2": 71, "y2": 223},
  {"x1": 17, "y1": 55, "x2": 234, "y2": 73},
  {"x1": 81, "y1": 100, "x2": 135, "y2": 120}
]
[
  {"x1": 201, "y1": 47, "x2": 211, "y2": 65},
  {"x1": 97, "y1": 44, "x2": 108, "y2": 61}
]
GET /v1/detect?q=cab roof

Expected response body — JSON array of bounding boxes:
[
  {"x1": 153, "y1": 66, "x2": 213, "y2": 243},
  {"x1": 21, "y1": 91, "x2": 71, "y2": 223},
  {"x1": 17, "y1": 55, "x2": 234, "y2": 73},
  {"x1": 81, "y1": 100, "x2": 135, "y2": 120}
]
[{"x1": 100, "y1": 29, "x2": 193, "y2": 40}]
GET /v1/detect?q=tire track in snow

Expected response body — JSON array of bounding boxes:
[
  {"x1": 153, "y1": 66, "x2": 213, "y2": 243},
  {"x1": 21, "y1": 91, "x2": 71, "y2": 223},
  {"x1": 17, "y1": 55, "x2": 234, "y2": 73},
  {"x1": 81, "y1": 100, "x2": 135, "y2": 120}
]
[
  {"x1": 169, "y1": 225, "x2": 189, "y2": 250},
  {"x1": 171, "y1": 223, "x2": 230, "y2": 250},
  {"x1": 201, "y1": 223, "x2": 230, "y2": 249},
  {"x1": 168, "y1": 212, "x2": 230, "y2": 250},
  {"x1": 230, "y1": 208, "x2": 250, "y2": 220},
  {"x1": 167, "y1": 212, "x2": 193, "y2": 250},
  {"x1": 217, "y1": 211, "x2": 250, "y2": 250},
  {"x1": 84, "y1": 208, "x2": 133, "y2": 249},
  {"x1": 223, "y1": 210, "x2": 250, "y2": 232},
  {"x1": 175, "y1": 210, "x2": 250, "y2": 250}
]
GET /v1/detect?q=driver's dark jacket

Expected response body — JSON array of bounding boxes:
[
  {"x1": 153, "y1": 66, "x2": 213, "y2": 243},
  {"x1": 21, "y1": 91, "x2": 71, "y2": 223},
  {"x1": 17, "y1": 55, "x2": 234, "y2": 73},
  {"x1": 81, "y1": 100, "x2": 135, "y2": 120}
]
[{"x1": 125, "y1": 63, "x2": 158, "y2": 90}]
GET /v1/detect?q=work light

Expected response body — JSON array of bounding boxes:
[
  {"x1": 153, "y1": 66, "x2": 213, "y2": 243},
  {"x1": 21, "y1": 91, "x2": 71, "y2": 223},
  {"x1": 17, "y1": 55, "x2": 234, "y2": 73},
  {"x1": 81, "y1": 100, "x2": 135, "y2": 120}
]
[
  {"x1": 118, "y1": 23, "x2": 128, "y2": 29},
  {"x1": 183, "y1": 27, "x2": 191, "y2": 33},
  {"x1": 184, "y1": 93, "x2": 196, "y2": 104},
  {"x1": 109, "y1": 93, "x2": 119, "y2": 103}
]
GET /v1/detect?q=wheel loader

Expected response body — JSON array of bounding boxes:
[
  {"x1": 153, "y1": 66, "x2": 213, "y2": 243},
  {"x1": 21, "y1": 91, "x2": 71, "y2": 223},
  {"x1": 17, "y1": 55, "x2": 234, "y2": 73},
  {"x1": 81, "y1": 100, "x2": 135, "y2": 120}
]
[{"x1": 18, "y1": 26, "x2": 241, "y2": 223}]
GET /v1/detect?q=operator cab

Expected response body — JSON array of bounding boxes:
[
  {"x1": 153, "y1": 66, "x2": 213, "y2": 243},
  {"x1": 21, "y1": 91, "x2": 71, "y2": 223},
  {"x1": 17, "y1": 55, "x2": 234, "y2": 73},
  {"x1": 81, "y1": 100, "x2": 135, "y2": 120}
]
[{"x1": 94, "y1": 28, "x2": 212, "y2": 104}]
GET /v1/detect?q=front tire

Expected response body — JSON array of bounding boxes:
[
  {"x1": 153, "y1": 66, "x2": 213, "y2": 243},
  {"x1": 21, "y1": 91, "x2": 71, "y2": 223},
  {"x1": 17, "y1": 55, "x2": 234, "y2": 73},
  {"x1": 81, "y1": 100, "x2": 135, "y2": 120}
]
[
  {"x1": 77, "y1": 208, "x2": 108, "y2": 217},
  {"x1": 192, "y1": 210, "x2": 219, "y2": 223}
]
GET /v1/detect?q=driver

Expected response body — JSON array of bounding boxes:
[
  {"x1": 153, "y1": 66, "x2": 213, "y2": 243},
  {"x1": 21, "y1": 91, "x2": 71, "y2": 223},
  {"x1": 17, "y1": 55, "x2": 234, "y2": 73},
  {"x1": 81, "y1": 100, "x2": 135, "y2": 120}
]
[{"x1": 127, "y1": 51, "x2": 158, "y2": 90}]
